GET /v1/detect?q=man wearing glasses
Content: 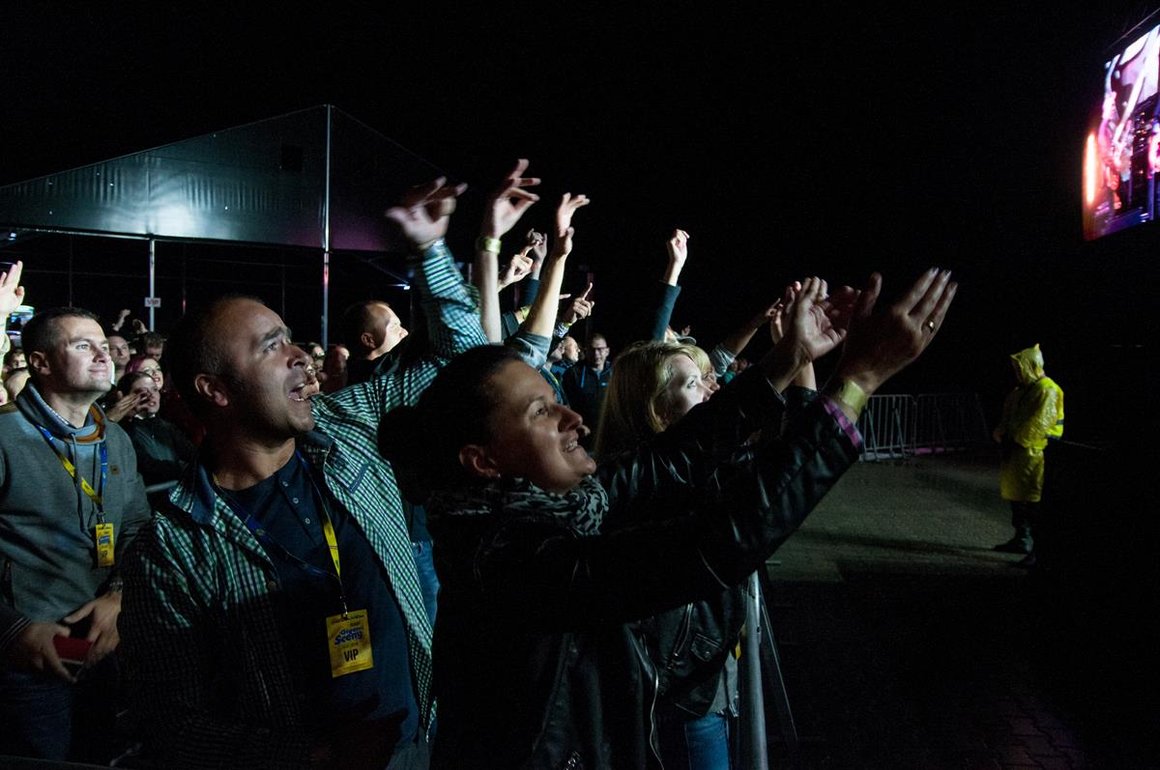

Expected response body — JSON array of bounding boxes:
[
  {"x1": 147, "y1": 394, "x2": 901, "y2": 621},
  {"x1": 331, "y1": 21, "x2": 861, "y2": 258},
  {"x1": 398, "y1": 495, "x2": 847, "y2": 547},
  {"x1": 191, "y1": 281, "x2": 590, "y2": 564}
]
[{"x1": 561, "y1": 332, "x2": 613, "y2": 447}]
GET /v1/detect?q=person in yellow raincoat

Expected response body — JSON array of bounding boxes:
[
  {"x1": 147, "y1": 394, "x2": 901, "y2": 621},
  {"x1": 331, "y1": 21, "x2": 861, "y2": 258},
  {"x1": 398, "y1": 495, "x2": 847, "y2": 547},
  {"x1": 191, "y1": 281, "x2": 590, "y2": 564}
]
[{"x1": 992, "y1": 344, "x2": 1064, "y2": 565}]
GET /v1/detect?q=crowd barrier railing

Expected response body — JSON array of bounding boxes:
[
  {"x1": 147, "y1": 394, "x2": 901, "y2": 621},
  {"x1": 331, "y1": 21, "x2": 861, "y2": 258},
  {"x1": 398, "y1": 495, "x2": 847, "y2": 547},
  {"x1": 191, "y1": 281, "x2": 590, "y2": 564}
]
[{"x1": 855, "y1": 393, "x2": 989, "y2": 462}]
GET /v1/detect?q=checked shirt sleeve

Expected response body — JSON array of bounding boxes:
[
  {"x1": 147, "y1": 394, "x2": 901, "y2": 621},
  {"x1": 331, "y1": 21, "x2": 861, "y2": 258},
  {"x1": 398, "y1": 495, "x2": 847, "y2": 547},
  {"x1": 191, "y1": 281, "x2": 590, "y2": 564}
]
[
  {"x1": 409, "y1": 239, "x2": 487, "y2": 366},
  {"x1": 321, "y1": 239, "x2": 489, "y2": 422}
]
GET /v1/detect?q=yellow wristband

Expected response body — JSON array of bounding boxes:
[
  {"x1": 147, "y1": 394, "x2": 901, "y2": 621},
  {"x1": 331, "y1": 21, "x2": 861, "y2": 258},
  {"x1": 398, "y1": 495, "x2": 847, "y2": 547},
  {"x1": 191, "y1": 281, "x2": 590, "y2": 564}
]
[
  {"x1": 828, "y1": 378, "x2": 869, "y2": 417},
  {"x1": 475, "y1": 236, "x2": 502, "y2": 255}
]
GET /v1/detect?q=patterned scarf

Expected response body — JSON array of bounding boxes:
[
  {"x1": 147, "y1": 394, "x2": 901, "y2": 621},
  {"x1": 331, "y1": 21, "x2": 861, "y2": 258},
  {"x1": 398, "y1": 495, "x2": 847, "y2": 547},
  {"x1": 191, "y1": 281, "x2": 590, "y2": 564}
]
[{"x1": 427, "y1": 474, "x2": 609, "y2": 536}]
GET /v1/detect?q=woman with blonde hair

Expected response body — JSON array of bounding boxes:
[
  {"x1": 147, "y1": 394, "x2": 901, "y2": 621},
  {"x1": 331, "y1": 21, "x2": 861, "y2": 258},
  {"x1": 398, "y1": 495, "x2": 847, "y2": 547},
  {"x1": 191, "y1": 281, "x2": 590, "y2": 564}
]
[{"x1": 594, "y1": 340, "x2": 716, "y2": 460}]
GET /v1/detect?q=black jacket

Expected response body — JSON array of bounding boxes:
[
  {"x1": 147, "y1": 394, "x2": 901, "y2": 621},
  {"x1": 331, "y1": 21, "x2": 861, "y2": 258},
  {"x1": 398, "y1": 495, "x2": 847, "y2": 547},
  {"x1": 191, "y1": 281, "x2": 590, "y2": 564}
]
[{"x1": 427, "y1": 369, "x2": 860, "y2": 769}]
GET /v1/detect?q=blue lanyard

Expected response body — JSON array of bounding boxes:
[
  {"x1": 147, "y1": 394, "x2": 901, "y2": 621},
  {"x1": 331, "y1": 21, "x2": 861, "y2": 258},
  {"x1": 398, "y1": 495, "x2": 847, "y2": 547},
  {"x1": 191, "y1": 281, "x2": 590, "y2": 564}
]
[{"x1": 216, "y1": 453, "x2": 349, "y2": 605}]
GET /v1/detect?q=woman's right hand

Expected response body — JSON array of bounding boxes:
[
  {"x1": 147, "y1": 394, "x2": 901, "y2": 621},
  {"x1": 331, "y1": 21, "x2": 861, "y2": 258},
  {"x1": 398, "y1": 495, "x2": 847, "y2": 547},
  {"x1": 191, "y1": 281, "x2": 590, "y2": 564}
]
[
  {"x1": 105, "y1": 390, "x2": 139, "y2": 423},
  {"x1": 832, "y1": 269, "x2": 957, "y2": 395}
]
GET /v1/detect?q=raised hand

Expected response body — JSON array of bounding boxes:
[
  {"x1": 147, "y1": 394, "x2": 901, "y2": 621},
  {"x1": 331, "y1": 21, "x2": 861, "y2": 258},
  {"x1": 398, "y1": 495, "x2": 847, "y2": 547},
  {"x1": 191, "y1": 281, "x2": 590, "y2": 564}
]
[
  {"x1": 554, "y1": 193, "x2": 590, "y2": 241},
  {"x1": 667, "y1": 229, "x2": 690, "y2": 267},
  {"x1": 104, "y1": 390, "x2": 140, "y2": 423},
  {"x1": 526, "y1": 229, "x2": 549, "y2": 263},
  {"x1": 385, "y1": 177, "x2": 469, "y2": 250},
  {"x1": 483, "y1": 159, "x2": 541, "y2": 240},
  {"x1": 111, "y1": 308, "x2": 131, "y2": 331},
  {"x1": 834, "y1": 268, "x2": 957, "y2": 394},
  {"x1": 563, "y1": 283, "x2": 595, "y2": 324},
  {"x1": 661, "y1": 229, "x2": 691, "y2": 286},
  {"x1": 497, "y1": 251, "x2": 536, "y2": 291},
  {"x1": 777, "y1": 277, "x2": 848, "y2": 363},
  {"x1": 0, "y1": 261, "x2": 25, "y2": 317}
]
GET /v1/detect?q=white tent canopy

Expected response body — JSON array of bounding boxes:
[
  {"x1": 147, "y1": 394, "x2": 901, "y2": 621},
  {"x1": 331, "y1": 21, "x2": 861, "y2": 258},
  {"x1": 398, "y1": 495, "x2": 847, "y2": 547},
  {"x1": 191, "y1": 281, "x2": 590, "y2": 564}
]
[{"x1": 0, "y1": 105, "x2": 443, "y2": 343}]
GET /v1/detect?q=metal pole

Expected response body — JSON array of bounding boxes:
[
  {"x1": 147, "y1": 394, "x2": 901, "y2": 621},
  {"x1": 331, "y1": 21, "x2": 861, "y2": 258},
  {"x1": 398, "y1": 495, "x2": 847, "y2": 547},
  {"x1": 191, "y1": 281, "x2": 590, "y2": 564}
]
[
  {"x1": 67, "y1": 237, "x2": 74, "y2": 306},
  {"x1": 321, "y1": 106, "x2": 333, "y2": 346},
  {"x1": 148, "y1": 239, "x2": 156, "y2": 330},
  {"x1": 181, "y1": 250, "x2": 188, "y2": 315},
  {"x1": 738, "y1": 571, "x2": 771, "y2": 770},
  {"x1": 757, "y1": 569, "x2": 800, "y2": 769}
]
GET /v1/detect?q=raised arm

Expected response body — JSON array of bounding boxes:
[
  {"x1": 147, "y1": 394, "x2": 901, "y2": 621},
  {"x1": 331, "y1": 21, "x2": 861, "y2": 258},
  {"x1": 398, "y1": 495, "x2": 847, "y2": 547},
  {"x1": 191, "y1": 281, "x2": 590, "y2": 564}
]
[
  {"x1": 518, "y1": 230, "x2": 549, "y2": 309},
  {"x1": 518, "y1": 193, "x2": 589, "y2": 340},
  {"x1": 619, "y1": 228, "x2": 690, "y2": 344},
  {"x1": 768, "y1": 281, "x2": 823, "y2": 391},
  {"x1": 464, "y1": 270, "x2": 958, "y2": 626},
  {"x1": 496, "y1": 248, "x2": 535, "y2": 293},
  {"x1": 473, "y1": 160, "x2": 540, "y2": 342},
  {"x1": 111, "y1": 308, "x2": 131, "y2": 332},
  {"x1": 710, "y1": 301, "x2": 779, "y2": 378},
  {"x1": 327, "y1": 178, "x2": 491, "y2": 417},
  {"x1": 662, "y1": 228, "x2": 689, "y2": 287},
  {"x1": 0, "y1": 260, "x2": 24, "y2": 356}
]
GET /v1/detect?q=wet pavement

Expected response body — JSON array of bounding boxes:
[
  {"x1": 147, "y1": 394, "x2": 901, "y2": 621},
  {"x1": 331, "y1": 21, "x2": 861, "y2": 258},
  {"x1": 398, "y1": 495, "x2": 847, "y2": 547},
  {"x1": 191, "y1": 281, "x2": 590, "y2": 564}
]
[{"x1": 759, "y1": 449, "x2": 1159, "y2": 770}]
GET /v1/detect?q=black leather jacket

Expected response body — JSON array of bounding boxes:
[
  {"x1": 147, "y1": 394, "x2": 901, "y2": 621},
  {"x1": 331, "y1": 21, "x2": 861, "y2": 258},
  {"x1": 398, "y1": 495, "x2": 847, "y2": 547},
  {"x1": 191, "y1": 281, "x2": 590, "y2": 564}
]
[
  {"x1": 633, "y1": 384, "x2": 822, "y2": 720},
  {"x1": 427, "y1": 369, "x2": 859, "y2": 769}
]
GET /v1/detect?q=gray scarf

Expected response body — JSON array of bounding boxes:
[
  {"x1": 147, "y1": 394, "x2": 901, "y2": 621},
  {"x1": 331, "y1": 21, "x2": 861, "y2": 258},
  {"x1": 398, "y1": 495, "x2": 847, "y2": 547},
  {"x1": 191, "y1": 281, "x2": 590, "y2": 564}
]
[{"x1": 427, "y1": 474, "x2": 609, "y2": 536}]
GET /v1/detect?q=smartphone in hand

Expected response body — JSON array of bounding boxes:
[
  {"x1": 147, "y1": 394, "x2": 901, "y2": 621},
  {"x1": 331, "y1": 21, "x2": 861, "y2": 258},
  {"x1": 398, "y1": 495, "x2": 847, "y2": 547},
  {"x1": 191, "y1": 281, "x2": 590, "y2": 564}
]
[{"x1": 53, "y1": 635, "x2": 93, "y2": 674}]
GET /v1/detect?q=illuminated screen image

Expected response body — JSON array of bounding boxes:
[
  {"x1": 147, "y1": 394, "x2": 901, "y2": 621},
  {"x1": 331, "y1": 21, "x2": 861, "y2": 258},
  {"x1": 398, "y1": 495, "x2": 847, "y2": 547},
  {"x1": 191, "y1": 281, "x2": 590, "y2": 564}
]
[{"x1": 1084, "y1": 23, "x2": 1160, "y2": 239}]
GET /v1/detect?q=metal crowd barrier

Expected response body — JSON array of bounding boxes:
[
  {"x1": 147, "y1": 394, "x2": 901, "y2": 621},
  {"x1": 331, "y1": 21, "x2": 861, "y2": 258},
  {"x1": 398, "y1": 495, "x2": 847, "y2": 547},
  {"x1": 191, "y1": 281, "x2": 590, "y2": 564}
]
[{"x1": 855, "y1": 393, "x2": 989, "y2": 461}]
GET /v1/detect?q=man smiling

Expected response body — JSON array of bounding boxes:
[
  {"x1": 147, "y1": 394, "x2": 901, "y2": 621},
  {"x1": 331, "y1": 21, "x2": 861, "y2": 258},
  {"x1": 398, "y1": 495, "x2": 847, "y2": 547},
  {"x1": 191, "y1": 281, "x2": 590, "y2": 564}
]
[{"x1": 0, "y1": 276, "x2": 152, "y2": 763}]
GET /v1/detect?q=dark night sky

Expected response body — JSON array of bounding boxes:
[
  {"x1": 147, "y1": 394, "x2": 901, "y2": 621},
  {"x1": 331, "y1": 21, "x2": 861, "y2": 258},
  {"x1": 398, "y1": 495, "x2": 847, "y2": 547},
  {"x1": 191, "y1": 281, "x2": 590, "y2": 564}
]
[{"x1": 2, "y1": 4, "x2": 1156, "y2": 436}]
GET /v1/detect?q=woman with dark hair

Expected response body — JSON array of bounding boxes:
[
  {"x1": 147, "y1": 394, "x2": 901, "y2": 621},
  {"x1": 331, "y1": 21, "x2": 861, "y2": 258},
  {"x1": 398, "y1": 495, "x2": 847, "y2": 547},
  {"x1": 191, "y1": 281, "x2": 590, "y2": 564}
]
[
  {"x1": 115, "y1": 370, "x2": 196, "y2": 506},
  {"x1": 126, "y1": 351, "x2": 204, "y2": 446},
  {"x1": 380, "y1": 270, "x2": 956, "y2": 768}
]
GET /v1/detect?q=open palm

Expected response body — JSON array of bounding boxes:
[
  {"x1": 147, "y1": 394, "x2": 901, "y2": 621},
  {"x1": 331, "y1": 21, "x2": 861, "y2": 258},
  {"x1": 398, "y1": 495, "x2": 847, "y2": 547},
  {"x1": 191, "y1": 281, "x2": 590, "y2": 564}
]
[{"x1": 783, "y1": 277, "x2": 847, "y2": 362}]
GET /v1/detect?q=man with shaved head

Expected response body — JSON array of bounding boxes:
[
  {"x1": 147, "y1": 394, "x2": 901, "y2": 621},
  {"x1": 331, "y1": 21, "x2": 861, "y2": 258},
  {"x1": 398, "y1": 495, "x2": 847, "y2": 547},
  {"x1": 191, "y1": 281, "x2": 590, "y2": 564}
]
[
  {"x1": 119, "y1": 181, "x2": 488, "y2": 769},
  {"x1": 342, "y1": 299, "x2": 411, "y2": 386}
]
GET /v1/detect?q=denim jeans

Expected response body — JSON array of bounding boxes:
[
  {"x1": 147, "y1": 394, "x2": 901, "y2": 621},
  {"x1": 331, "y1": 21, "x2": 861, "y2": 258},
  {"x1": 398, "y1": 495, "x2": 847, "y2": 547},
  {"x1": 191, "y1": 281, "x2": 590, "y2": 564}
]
[
  {"x1": 0, "y1": 654, "x2": 120, "y2": 762},
  {"x1": 657, "y1": 710, "x2": 733, "y2": 770},
  {"x1": 411, "y1": 539, "x2": 440, "y2": 627}
]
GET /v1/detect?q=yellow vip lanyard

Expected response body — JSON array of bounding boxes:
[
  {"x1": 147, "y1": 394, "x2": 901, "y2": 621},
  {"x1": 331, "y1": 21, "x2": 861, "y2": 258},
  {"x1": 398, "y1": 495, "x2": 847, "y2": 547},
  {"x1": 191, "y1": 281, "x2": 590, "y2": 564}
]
[
  {"x1": 36, "y1": 426, "x2": 108, "y2": 515},
  {"x1": 221, "y1": 454, "x2": 373, "y2": 677},
  {"x1": 37, "y1": 425, "x2": 114, "y2": 565}
]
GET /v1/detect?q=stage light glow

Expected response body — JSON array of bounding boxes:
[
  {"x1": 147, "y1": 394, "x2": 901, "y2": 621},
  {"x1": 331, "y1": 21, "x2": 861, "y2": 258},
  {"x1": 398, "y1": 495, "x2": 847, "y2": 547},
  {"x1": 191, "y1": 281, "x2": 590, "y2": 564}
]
[{"x1": 1084, "y1": 133, "x2": 1099, "y2": 206}]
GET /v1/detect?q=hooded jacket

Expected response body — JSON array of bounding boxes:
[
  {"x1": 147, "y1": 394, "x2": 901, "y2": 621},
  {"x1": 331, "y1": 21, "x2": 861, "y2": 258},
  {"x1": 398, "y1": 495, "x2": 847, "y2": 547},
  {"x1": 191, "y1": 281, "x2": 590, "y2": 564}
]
[
  {"x1": 0, "y1": 382, "x2": 151, "y2": 652},
  {"x1": 997, "y1": 344, "x2": 1065, "y2": 502}
]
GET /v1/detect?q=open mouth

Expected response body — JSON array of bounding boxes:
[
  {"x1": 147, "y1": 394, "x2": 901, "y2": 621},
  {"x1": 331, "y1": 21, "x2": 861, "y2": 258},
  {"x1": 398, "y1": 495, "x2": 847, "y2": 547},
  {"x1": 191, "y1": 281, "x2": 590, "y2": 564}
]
[{"x1": 290, "y1": 379, "x2": 321, "y2": 402}]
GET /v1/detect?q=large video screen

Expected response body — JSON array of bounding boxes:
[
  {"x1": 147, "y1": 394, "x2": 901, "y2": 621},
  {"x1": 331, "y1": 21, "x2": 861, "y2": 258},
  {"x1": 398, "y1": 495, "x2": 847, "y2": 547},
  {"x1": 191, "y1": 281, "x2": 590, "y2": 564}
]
[{"x1": 1083, "y1": 23, "x2": 1160, "y2": 240}]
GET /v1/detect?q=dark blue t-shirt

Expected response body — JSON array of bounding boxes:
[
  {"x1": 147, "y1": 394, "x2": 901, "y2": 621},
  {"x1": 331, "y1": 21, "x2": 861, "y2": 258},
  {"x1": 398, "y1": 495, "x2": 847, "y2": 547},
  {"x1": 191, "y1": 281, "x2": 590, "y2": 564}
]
[{"x1": 225, "y1": 454, "x2": 418, "y2": 745}]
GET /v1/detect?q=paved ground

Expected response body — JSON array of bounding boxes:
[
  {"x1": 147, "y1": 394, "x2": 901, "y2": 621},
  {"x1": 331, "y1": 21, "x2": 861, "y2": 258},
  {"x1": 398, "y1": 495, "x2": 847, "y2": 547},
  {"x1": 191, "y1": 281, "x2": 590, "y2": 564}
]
[{"x1": 758, "y1": 449, "x2": 1158, "y2": 770}]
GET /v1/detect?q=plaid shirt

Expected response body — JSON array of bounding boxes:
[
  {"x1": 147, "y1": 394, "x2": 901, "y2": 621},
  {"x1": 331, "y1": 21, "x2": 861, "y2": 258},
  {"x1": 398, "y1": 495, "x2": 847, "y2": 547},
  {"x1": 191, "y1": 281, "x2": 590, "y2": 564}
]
[{"x1": 120, "y1": 240, "x2": 486, "y2": 769}]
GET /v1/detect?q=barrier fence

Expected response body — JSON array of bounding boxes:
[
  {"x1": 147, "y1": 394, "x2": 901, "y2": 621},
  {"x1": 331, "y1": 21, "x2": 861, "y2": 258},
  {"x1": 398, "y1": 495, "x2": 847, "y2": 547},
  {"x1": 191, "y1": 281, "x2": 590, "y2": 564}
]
[{"x1": 855, "y1": 393, "x2": 990, "y2": 462}]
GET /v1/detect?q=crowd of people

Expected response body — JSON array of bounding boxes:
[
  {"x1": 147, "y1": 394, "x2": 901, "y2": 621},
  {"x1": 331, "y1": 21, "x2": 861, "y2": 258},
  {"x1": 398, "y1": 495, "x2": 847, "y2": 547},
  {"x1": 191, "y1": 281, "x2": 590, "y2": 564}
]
[{"x1": 0, "y1": 161, "x2": 958, "y2": 769}]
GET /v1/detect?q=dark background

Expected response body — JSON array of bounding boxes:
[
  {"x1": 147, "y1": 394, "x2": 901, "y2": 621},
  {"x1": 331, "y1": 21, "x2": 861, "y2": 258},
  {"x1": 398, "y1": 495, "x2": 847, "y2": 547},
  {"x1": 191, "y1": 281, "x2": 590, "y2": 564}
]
[{"x1": 1, "y1": 4, "x2": 1156, "y2": 441}]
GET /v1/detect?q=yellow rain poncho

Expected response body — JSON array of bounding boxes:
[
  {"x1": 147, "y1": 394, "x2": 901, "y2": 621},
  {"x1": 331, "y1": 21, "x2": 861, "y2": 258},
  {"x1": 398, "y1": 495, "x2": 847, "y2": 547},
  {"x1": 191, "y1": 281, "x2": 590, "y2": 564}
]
[{"x1": 996, "y1": 344, "x2": 1064, "y2": 502}]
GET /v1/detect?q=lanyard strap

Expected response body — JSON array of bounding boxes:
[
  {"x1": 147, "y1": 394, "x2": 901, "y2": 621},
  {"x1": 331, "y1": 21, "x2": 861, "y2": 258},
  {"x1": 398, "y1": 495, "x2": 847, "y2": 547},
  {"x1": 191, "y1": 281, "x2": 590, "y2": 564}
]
[
  {"x1": 320, "y1": 509, "x2": 342, "y2": 583},
  {"x1": 220, "y1": 453, "x2": 349, "y2": 612},
  {"x1": 36, "y1": 426, "x2": 107, "y2": 516}
]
